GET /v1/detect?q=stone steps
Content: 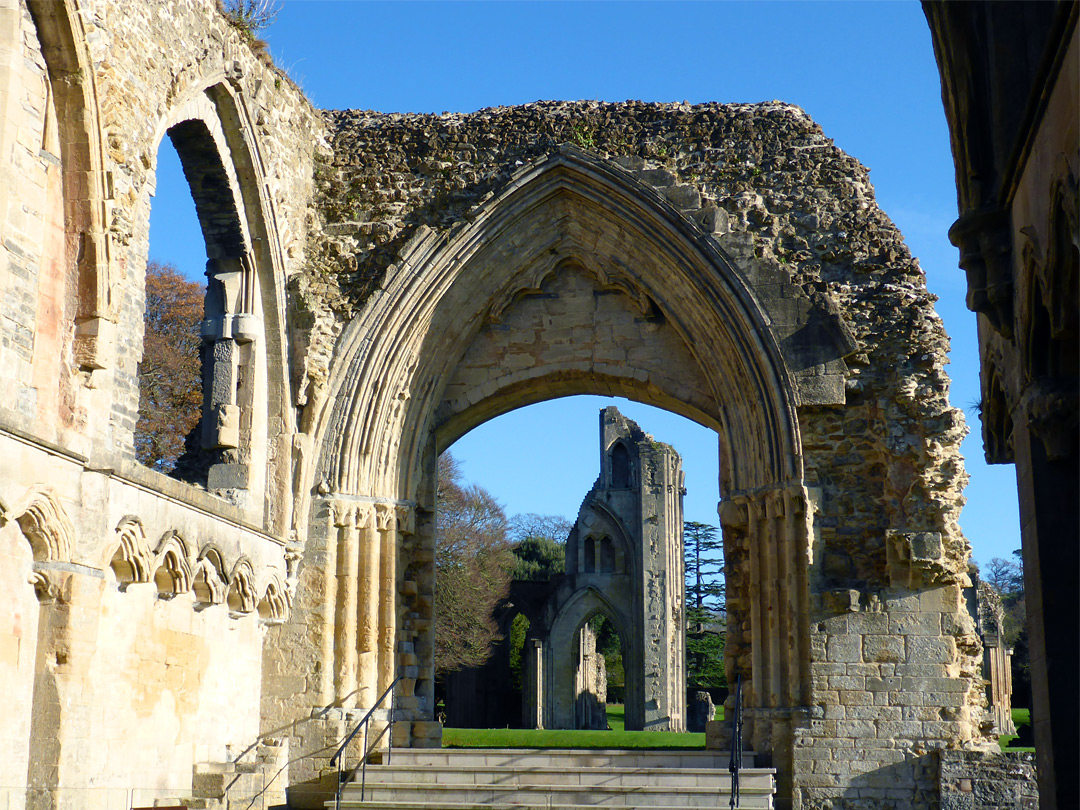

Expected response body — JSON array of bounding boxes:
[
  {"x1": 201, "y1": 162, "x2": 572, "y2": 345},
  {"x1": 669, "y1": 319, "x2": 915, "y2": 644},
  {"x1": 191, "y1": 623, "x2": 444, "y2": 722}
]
[
  {"x1": 332, "y1": 748, "x2": 774, "y2": 808},
  {"x1": 378, "y1": 747, "x2": 758, "y2": 768}
]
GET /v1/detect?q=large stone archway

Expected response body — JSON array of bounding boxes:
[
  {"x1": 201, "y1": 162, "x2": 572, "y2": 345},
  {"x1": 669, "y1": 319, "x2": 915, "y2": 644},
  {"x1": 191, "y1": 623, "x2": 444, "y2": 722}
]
[
  {"x1": 308, "y1": 148, "x2": 821, "y2": 723},
  {"x1": 275, "y1": 101, "x2": 985, "y2": 809}
]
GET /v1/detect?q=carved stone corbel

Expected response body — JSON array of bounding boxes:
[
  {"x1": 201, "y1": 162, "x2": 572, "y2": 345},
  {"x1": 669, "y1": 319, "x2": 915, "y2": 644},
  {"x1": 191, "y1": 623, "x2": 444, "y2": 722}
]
[
  {"x1": 29, "y1": 570, "x2": 59, "y2": 604},
  {"x1": 949, "y1": 206, "x2": 1014, "y2": 338}
]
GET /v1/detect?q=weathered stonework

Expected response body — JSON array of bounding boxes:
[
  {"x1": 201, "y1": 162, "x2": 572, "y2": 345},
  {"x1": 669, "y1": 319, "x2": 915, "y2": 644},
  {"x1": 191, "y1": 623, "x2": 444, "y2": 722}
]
[
  {"x1": 0, "y1": 0, "x2": 317, "y2": 806},
  {"x1": 0, "y1": 1, "x2": 1011, "y2": 808},
  {"x1": 290, "y1": 99, "x2": 986, "y2": 808}
]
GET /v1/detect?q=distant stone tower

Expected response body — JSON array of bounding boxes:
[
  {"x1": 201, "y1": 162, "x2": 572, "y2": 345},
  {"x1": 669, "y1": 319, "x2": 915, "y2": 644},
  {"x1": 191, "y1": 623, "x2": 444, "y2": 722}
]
[{"x1": 546, "y1": 406, "x2": 687, "y2": 731}]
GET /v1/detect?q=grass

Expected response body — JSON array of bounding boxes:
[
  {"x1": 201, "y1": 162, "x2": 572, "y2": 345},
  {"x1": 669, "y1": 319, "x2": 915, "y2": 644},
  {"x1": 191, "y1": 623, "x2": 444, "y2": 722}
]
[
  {"x1": 998, "y1": 707, "x2": 1035, "y2": 752},
  {"x1": 442, "y1": 704, "x2": 723, "y2": 750}
]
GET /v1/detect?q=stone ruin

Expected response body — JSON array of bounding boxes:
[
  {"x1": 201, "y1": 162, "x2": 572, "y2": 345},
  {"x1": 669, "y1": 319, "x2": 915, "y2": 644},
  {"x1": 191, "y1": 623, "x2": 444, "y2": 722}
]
[
  {"x1": 0, "y1": 1, "x2": 1042, "y2": 808},
  {"x1": 447, "y1": 406, "x2": 687, "y2": 732},
  {"x1": 976, "y1": 580, "x2": 1016, "y2": 737}
]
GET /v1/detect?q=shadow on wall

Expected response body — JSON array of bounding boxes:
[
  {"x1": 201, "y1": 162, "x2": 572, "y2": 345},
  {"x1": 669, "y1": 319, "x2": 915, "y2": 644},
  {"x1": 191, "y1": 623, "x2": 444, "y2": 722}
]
[{"x1": 821, "y1": 750, "x2": 1039, "y2": 810}]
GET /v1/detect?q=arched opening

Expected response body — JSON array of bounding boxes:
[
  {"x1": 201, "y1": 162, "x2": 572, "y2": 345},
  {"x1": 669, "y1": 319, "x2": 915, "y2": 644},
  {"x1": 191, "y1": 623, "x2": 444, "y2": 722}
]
[
  {"x1": 610, "y1": 442, "x2": 631, "y2": 488},
  {"x1": 431, "y1": 395, "x2": 714, "y2": 734},
  {"x1": 313, "y1": 150, "x2": 814, "y2": 751},
  {"x1": 136, "y1": 85, "x2": 288, "y2": 509},
  {"x1": 141, "y1": 117, "x2": 254, "y2": 485},
  {"x1": 138, "y1": 138, "x2": 205, "y2": 474},
  {"x1": 574, "y1": 612, "x2": 625, "y2": 730}
]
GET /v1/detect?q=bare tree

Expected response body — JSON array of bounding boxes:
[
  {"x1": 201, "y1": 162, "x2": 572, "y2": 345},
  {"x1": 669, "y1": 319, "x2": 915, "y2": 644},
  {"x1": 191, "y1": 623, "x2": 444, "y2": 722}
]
[{"x1": 434, "y1": 453, "x2": 515, "y2": 675}]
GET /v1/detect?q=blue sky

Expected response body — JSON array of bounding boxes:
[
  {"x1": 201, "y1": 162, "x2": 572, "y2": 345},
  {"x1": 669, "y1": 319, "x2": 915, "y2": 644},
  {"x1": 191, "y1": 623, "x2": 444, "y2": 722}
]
[{"x1": 149, "y1": 1, "x2": 1021, "y2": 567}]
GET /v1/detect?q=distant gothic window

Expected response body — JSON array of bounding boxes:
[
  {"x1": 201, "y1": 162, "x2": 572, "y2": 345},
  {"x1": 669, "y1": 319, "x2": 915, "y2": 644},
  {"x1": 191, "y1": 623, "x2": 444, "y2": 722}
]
[
  {"x1": 599, "y1": 536, "x2": 615, "y2": 573},
  {"x1": 611, "y1": 442, "x2": 631, "y2": 488},
  {"x1": 584, "y1": 537, "x2": 596, "y2": 573}
]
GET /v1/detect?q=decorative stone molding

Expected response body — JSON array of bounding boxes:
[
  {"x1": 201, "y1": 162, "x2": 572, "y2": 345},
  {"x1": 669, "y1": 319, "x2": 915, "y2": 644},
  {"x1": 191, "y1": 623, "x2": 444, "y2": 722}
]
[
  {"x1": 152, "y1": 531, "x2": 194, "y2": 597},
  {"x1": 258, "y1": 577, "x2": 290, "y2": 622},
  {"x1": 3, "y1": 485, "x2": 75, "y2": 563},
  {"x1": 949, "y1": 206, "x2": 1014, "y2": 337},
  {"x1": 110, "y1": 516, "x2": 153, "y2": 587},
  {"x1": 227, "y1": 558, "x2": 258, "y2": 615},
  {"x1": 193, "y1": 548, "x2": 229, "y2": 606}
]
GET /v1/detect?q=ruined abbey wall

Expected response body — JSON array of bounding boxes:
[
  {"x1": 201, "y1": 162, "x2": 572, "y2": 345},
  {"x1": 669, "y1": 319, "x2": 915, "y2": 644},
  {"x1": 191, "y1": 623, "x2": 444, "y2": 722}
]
[
  {"x1": 0, "y1": 0, "x2": 318, "y2": 804},
  {"x1": 0, "y1": 2, "x2": 1002, "y2": 808}
]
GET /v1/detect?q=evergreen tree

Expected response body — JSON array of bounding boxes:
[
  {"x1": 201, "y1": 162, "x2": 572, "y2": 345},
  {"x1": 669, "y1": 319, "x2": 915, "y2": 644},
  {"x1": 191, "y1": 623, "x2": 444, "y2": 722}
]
[
  {"x1": 509, "y1": 513, "x2": 571, "y2": 581},
  {"x1": 684, "y1": 521, "x2": 726, "y2": 689}
]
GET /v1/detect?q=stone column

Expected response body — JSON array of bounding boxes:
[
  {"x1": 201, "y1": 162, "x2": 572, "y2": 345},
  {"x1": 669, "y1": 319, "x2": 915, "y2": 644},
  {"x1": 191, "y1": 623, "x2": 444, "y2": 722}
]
[
  {"x1": 374, "y1": 503, "x2": 397, "y2": 696},
  {"x1": 355, "y1": 504, "x2": 379, "y2": 707},
  {"x1": 331, "y1": 503, "x2": 360, "y2": 706},
  {"x1": 529, "y1": 639, "x2": 544, "y2": 729},
  {"x1": 720, "y1": 483, "x2": 812, "y2": 810}
]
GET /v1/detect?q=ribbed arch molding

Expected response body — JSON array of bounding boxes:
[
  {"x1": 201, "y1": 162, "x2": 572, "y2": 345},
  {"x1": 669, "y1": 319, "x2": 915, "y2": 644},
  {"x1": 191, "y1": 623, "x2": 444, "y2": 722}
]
[{"x1": 318, "y1": 148, "x2": 803, "y2": 500}]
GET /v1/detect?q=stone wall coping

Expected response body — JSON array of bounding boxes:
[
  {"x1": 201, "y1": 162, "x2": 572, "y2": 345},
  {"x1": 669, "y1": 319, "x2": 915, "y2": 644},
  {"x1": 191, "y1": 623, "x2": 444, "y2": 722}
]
[{"x1": 0, "y1": 420, "x2": 284, "y2": 547}]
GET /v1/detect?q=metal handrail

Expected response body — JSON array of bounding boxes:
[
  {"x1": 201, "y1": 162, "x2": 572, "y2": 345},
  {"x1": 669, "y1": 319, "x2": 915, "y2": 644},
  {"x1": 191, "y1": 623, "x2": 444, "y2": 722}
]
[
  {"x1": 728, "y1": 674, "x2": 743, "y2": 809},
  {"x1": 329, "y1": 675, "x2": 403, "y2": 810}
]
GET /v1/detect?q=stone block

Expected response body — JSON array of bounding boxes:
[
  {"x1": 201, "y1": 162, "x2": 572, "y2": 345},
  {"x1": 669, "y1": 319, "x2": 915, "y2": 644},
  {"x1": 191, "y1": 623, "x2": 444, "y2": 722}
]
[
  {"x1": 662, "y1": 183, "x2": 701, "y2": 209},
  {"x1": 863, "y1": 634, "x2": 903, "y2": 663},
  {"x1": 705, "y1": 719, "x2": 729, "y2": 750},
  {"x1": 826, "y1": 634, "x2": 862, "y2": 663},
  {"x1": 412, "y1": 720, "x2": 442, "y2": 740},
  {"x1": 839, "y1": 690, "x2": 872, "y2": 706},
  {"x1": 390, "y1": 721, "x2": 411, "y2": 747},
  {"x1": 866, "y1": 676, "x2": 902, "y2": 692},
  {"x1": 845, "y1": 612, "x2": 889, "y2": 635},
  {"x1": 905, "y1": 635, "x2": 956, "y2": 664},
  {"x1": 891, "y1": 612, "x2": 943, "y2": 636}
]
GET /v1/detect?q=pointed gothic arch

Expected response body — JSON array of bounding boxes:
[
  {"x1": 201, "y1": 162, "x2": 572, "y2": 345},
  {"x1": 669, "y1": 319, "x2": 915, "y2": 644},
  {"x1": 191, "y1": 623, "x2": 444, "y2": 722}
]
[
  {"x1": 314, "y1": 148, "x2": 807, "y2": 502},
  {"x1": 142, "y1": 81, "x2": 295, "y2": 506},
  {"x1": 309, "y1": 146, "x2": 821, "y2": 746}
]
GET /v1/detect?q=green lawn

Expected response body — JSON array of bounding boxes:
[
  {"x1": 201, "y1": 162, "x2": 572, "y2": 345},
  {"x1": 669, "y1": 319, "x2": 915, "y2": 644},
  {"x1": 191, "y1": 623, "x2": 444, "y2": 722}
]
[
  {"x1": 442, "y1": 704, "x2": 723, "y2": 750},
  {"x1": 998, "y1": 708, "x2": 1035, "y2": 752}
]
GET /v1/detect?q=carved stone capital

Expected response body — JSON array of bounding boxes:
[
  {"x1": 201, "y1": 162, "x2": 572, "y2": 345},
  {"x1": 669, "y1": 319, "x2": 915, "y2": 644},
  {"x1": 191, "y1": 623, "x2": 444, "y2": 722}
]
[
  {"x1": 765, "y1": 489, "x2": 786, "y2": 519},
  {"x1": 375, "y1": 503, "x2": 396, "y2": 533},
  {"x1": 396, "y1": 504, "x2": 416, "y2": 535},
  {"x1": 331, "y1": 500, "x2": 363, "y2": 529},
  {"x1": 1020, "y1": 380, "x2": 1080, "y2": 461}
]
